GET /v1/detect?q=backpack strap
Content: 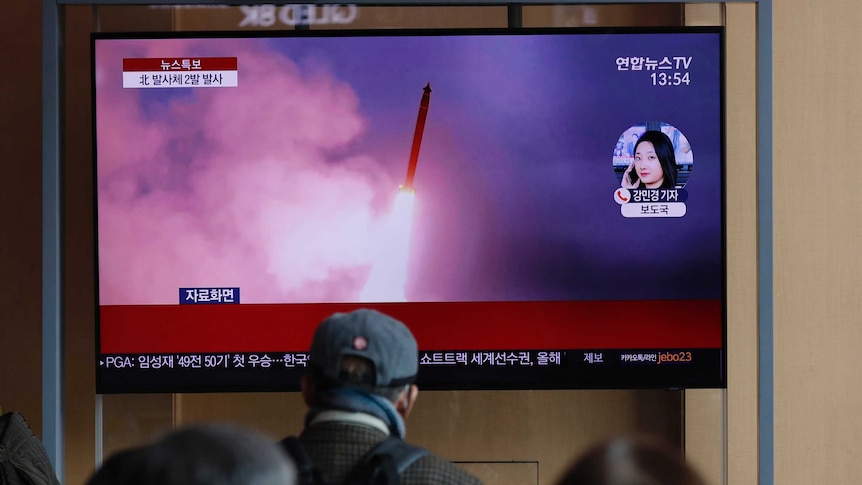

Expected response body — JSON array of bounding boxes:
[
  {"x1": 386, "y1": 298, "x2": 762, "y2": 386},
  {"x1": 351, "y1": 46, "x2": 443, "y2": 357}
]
[
  {"x1": 280, "y1": 436, "x2": 325, "y2": 485},
  {"x1": 344, "y1": 436, "x2": 429, "y2": 485},
  {"x1": 281, "y1": 435, "x2": 429, "y2": 485},
  {"x1": 365, "y1": 437, "x2": 429, "y2": 474}
]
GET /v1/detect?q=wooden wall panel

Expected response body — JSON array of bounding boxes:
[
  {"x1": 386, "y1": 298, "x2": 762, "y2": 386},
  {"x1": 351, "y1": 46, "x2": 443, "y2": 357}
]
[
  {"x1": 682, "y1": 5, "x2": 758, "y2": 485},
  {"x1": 773, "y1": 1, "x2": 862, "y2": 483},
  {"x1": 685, "y1": 389, "x2": 725, "y2": 485},
  {"x1": 458, "y1": 462, "x2": 538, "y2": 485},
  {"x1": 174, "y1": 390, "x2": 681, "y2": 485},
  {"x1": 723, "y1": 4, "x2": 759, "y2": 485},
  {"x1": 0, "y1": 0, "x2": 43, "y2": 438}
]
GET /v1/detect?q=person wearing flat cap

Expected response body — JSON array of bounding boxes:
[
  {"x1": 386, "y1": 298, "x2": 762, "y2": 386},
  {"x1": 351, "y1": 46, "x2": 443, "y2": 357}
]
[{"x1": 283, "y1": 308, "x2": 482, "y2": 485}]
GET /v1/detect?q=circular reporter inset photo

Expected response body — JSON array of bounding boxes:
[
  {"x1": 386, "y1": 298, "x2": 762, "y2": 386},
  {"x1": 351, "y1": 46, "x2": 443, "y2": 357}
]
[{"x1": 612, "y1": 122, "x2": 693, "y2": 189}]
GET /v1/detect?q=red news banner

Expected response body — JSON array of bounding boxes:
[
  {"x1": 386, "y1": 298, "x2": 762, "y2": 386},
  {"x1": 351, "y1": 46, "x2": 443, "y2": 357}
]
[
  {"x1": 100, "y1": 300, "x2": 722, "y2": 354},
  {"x1": 122, "y1": 57, "x2": 239, "y2": 89}
]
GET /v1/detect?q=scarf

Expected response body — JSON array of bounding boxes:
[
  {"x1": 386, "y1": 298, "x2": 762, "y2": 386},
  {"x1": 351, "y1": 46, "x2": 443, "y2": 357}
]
[{"x1": 305, "y1": 387, "x2": 406, "y2": 439}]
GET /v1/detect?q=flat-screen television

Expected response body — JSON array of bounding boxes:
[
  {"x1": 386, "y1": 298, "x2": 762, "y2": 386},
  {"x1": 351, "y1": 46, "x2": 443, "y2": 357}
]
[{"x1": 92, "y1": 27, "x2": 725, "y2": 393}]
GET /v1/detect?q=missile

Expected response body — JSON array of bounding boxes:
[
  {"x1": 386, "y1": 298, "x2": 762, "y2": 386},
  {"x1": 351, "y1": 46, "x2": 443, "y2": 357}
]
[{"x1": 402, "y1": 83, "x2": 432, "y2": 191}]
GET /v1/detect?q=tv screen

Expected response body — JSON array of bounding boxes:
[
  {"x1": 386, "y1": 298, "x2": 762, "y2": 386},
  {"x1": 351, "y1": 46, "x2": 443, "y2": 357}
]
[{"x1": 93, "y1": 27, "x2": 725, "y2": 393}]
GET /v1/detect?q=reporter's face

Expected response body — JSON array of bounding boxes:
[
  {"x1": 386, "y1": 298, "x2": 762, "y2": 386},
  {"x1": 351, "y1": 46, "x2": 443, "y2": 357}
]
[{"x1": 634, "y1": 141, "x2": 665, "y2": 188}]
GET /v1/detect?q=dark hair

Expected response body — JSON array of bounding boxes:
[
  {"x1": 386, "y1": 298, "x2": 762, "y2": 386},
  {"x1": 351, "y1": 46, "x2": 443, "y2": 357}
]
[
  {"x1": 555, "y1": 436, "x2": 706, "y2": 485},
  {"x1": 143, "y1": 424, "x2": 296, "y2": 485},
  {"x1": 88, "y1": 424, "x2": 296, "y2": 485},
  {"x1": 308, "y1": 355, "x2": 407, "y2": 403},
  {"x1": 86, "y1": 447, "x2": 148, "y2": 485},
  {"x1": 633, "y1": 130, "x2": 678, "y2": 189}
]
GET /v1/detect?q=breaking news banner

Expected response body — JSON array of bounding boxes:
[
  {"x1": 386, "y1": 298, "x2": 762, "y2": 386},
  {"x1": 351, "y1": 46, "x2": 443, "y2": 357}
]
[{"x1": 122, "y1": 57, "x2": 238, "y2": 89}]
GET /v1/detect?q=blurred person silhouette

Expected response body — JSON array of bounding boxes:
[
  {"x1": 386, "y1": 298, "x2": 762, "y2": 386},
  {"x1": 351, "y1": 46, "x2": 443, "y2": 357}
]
[
  {"x1": 86, "y1": 423, "x2": 296, "y2": 485},
  {"x1": 625, "y1": 132, "x2": 640, "y2": 158},
  {"x1": 280, "y1": 308, "x2": 482, "y2": 485},
  {"x1": 555, "y1": 435, "x2": 707, "y2": 485},
  {"x1": 85, "y1": 446, "x2": 147, "y2": 485}
]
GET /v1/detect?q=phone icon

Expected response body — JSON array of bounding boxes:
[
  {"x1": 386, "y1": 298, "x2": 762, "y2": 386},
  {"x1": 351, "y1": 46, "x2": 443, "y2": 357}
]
[{"x1": 614, "y1": 188, "x2": 631, "y2": 205}]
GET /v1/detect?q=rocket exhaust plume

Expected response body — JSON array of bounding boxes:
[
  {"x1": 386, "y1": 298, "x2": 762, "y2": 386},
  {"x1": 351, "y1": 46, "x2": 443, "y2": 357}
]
[
  {"x1": 361, "y1": 84, "x2": 432, "y2": 302},
  {"x1": 402, "y1": 83, "x2": 432, "y2": 191}
]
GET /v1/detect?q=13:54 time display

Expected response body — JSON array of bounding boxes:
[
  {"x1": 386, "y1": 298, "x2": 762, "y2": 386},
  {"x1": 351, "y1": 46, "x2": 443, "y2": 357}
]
[{"x1": 650, "y1": 72, "x2": 691, "y2": 86}]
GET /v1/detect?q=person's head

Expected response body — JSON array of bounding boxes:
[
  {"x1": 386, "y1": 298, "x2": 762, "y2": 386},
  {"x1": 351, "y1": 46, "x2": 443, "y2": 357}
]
[
  {"x1": 86, "y1": 446, "x2": 148, "y2": 485},
  {"x1": 633, "y1": 130, "x2": 678, "y2": 189},
  {"x1": 555, "y1": 435, "x2": 706, "y2": 485},
  {"x1": 87, "y1": 424, "x2": 297, "y2": 485},
  {"x1": 147, "y1": 424, "x2": 295, "y2": 485},
  {"x1": 302, "y1": 308, "x2": 419, "y2": 417}
]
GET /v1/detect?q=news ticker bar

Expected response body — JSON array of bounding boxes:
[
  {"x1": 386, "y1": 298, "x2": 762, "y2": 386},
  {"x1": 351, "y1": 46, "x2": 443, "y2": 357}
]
[{"x1": 96, "y1": 348, "x2": 724, "y2": 393}]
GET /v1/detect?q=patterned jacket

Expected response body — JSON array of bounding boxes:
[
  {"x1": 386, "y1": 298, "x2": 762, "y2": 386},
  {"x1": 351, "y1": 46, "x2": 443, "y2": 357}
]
[
  {"x1": 297, "y1": 419, "x2": 483, "y2": 485},
  {"x1": 0, "y1": 412, "x2": 62, "y2": 485}
]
